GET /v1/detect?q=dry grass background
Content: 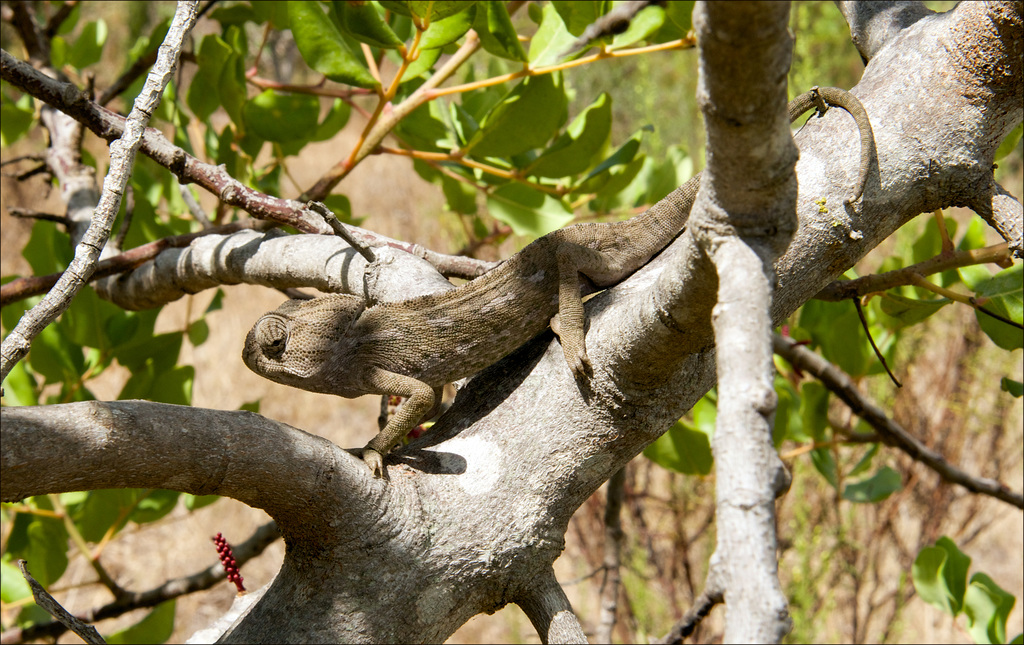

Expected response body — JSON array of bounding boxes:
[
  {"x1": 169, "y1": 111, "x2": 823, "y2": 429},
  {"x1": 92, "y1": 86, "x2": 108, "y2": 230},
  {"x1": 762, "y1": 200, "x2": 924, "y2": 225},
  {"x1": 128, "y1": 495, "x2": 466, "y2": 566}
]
[{"x1": 1, "y1": 3, "x2": 1022, "y2": 642}]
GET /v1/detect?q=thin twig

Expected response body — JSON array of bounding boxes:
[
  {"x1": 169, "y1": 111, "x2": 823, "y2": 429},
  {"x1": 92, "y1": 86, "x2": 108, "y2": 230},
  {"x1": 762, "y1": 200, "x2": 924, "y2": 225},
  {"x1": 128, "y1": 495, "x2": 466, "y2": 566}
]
[
  {"x1": 814, "y1": 243, "x2": 1012, "y2": 301},
  {"x1": 7, "y1": 207, "x2": 71, "y2": 226},
  {"x1": 17, "y1": 559, "x2": 106, "y2": 645},
  {"x1": 773, "y1": 334, "x2": 1023, "y2": 509},
  {"x1": 7, "y1": 521, "x2": 280, "y2": 643},
  {"x1": 656, "y1": 586, "x2": 724, "y2": 644},
  {"x1": 853, "y1": 297, "x2": 901, "y2": 387},
  {"x1": 596, "y1": 467, "x2": 627, "y2": 644}
]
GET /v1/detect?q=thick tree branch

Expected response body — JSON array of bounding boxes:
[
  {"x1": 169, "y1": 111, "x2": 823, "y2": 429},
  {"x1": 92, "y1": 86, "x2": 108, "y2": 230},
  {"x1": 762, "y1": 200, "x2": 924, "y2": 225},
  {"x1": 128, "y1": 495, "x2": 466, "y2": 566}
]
[
  {"x1": 0, "y1": 220, "x2": 272, "y2": 308},
  {"x1": 970, "y1": 182, "x2": 1024, "y2": 258},
  {"x1": 837, "y1": 0, "x2": 935, "y2": 63},
  {"x1": 0, "y1": 1, "x2": 198, "y2": 382},
  {"x1": 0, "y1": 402, "x2": 380, "y2": 531},
  {"x1": 773, "y1": 334, "x2": 1024, "y2": 509}
]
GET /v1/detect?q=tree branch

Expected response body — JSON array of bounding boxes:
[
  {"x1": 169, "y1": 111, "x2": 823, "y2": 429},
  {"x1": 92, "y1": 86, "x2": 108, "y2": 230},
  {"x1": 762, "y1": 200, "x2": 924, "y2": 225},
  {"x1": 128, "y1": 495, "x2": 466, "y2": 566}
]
[
  {"x1": 0, "y1": 1, "x2": 199, "y2": 381},
  {"x1": 687, "y1": 2, "x2": 796, "y2": 641},
  {"x1": 516, "y1": 568, "x2": 588, "y2": 644},
  {"x1": 773, "y1": 334, "x2": 1024, "y2": 509},
  {"x1": 0, "y1": 220, "x2": 272, "y2": 308}
]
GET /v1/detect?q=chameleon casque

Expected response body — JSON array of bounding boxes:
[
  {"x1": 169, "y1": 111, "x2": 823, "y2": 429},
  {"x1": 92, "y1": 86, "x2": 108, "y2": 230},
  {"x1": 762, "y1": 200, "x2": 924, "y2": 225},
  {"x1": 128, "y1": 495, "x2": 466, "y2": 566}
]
[{"x1": 244, "y1": 87, "x2": 874, "y2": 478}]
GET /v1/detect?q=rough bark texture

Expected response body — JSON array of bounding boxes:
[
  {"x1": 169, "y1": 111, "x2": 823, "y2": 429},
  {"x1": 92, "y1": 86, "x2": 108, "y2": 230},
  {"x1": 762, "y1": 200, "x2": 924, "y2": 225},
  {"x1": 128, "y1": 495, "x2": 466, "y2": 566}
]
[{"x1": 1, "y1": 2, "x2": 1021, "y2": 643}]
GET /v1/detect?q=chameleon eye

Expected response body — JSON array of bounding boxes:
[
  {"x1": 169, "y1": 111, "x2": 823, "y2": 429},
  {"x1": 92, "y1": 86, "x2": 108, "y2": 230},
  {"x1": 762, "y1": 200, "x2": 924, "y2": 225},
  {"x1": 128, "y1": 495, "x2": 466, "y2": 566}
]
[{"x1": 255, "y1": 316, "x2": 289, "y2": 359}]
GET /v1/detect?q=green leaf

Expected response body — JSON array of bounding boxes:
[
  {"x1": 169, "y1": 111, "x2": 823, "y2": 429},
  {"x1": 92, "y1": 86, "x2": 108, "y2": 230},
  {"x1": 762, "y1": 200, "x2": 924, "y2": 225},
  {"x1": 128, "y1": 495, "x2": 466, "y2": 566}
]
[
  {"x1": 467, "y1": 74, "x2": 567, "y2": 158},
  {"x1": 242, "y1": 90, "x2": 321, "y2": 143},
  {"x1": 26, "y1": 518, "x2": 69, "y2": 587},
  {"x1": 912, "y1": 536, "x2": 972, "y2": 616},
  {"x1": 842, "y1": 466, "x2": 902, "y2": 503},
  {"x1": 1001, "y1": 377, "x2": 1023, "y2": 398},
  {"x1": 188, "y1": 35, "x2": 232, "y2": 121},
  {"x1": 205, "y1": 289, "x2": 225, "y2": 315},
  {"x1": 995, "y1": 122, "x2": 1023, "y2": 161},
  {"x1": 799, "y1": 298, "x2": 871, "y2": 377},
  {"x1": 528, "y1": 3, "x2": 577, "y2": 66},
  {"x1": 311, "y1": 98, "x2": 352, "y2": 141},
  {"x1": 799, "y1": 380, "x2": 829, "y2": 442},
  {"x1": 1, "y1": 93, "x2": 35, "y2": 147},
  {"x1": 30, "y1": 323, "x2": 84, "y2": 385},
  {"x1": 529, "y1": 93, "x2": 612, "y2": 178},
  {"x1": 337, "y1": 1, "x2": 404, "y2": 49},
  {"x1": 878, "y1": 293, "x2": 951, "y2": 328},
  {"x1": 419, "y1": 4, "x2": 476, "y2": 49},
  {"x1": 240, "y1": 400, "x2": 261, "y2": 413},
  {"x1": 772, "y1": 376, "x2": 800, "y2": 446},
  {"x1": 846, "y1": 443, "x2": 879, "y2": 478},
  {"x1": 69, "y1": 490, "x2": 127, "y2": 542},
  {"x1": 184, "y1": 494, "x2": 220, "y2": 511},
  {"x1": 972, "y1": 263, "x2": 1023, "y2": 350},
  {"x1": 68, "y1": 19, "x2": 108, "y2": 69},
  {"x1": 2, "y1": 361, "x2": 39, "y2": 406},
  {"x1": 473, "y1": 0, "x2": 528, "y2": 61},
  {"x1": 810, "y1": 447, "x2": 838, "y2": 489},
  {"x1": 112, "y1": 331, "x2": 182, "y2": 373},
  {"x1": 289, "y1": 1, "x2": 380, "y2": 89},
  {"x1": 187, "y1": 318, "x2": 210, "y2": 346},
  {"x1": 380, "y1": 1, "x2": 473, "y2": 22},
  {"x1": 23, "y1": 219, "x2": 72, "y2": 276},
  {"x1": 107, "y1": 599, "x2": 176, "y2": 645},
  {"x1": 551, "y1": 1, "x2": 607, "y2": 37},
  {"x1": 965, "y1": 573, "x2": 1016, "y2": 644},
  {"x1": 653, "y1": 0, "x2": 694, "y2": 41},
  {"x1": 643, "y1": 419, "x2": 713, "y2": 475},
  {"x1": 130, "y1": 490, "x2": 181, "y2": 524},
  {"x1": 610, "y1": 4, "x2": 665, "y2": 49},
  {"x1": 486, "y1": 184, "x2": 573, "y2": 237},
  {"x1": 1, "y1": 558, "x2": 32, "y2": 603}
]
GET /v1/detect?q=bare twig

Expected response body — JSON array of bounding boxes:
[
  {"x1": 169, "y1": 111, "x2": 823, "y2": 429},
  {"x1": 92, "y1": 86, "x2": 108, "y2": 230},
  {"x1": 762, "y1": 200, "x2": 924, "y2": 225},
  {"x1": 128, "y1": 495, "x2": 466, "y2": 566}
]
[
  {"x1": 596, "y1": 467, "x2": 626, "y2": 644},
  {"x1": 773, "y1": 334, "x2": 1024, "y2": 509},
  {"x1": 656, "y1": 586, "x2": 724, "y2": 645},
  {"x1": 0, "y1": 1, "x2": 199, "y2": 381},
  {"x1": 6, "y1": 521, "x2": 280, "y2": 644},
  {"x1": 814, "y1": 243, "x2": 1012, "y2": 301},
  {"x1": 7, "y1": 207, "x2": 71, "y2": 226},
  {"x1": 17, "y1": 559, "x2": 106, "y2": 645},
  {"x1": 853, "y1": 297, "x2": 902, "y2": 387}
]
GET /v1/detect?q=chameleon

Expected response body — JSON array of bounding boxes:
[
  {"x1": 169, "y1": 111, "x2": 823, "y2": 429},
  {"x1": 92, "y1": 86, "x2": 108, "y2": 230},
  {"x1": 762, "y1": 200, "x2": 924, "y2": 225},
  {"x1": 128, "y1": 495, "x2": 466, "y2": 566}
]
[{"x1": 243, "y1": 86, "x2": 874, "y2": 478}]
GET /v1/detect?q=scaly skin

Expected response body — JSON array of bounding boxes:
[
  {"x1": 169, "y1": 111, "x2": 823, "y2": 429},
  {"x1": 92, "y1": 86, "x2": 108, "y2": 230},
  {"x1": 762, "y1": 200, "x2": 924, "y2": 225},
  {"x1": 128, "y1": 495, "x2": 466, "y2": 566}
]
[{"x1": 243, "y1": 87, "x2": 874, "y2": 478}]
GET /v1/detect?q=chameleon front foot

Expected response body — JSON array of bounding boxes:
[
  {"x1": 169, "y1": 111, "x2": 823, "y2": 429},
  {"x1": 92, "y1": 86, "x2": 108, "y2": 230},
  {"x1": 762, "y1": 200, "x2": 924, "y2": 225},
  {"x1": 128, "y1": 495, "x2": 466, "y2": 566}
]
[
  {"x1": 565, "y1": 348, "x2": 593, "y2": 379},
  {"x1": 361, "y1": 448, "x2": 388, "y2": 480}
]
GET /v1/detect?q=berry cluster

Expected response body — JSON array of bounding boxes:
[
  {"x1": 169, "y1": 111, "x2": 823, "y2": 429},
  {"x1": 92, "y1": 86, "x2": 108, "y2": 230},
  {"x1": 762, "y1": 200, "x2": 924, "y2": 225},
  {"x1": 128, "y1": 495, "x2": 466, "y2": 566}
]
[{"x1": 212, "y1": 532, "x2": 246, "y2": 593}]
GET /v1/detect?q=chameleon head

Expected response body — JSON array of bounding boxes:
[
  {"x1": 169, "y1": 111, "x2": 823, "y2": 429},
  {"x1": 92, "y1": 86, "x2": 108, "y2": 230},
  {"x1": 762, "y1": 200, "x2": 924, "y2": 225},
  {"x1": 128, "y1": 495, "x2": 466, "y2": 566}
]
[{"x1": 242, "y1": 294, "x2": 366, "y2": 394}]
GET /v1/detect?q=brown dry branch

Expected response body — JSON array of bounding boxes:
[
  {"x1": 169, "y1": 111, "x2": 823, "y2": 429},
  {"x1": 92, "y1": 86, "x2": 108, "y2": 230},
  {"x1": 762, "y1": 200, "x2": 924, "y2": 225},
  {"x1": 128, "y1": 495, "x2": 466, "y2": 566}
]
[{"x1": 773, "y1": 334, "x2": 1023, "y2": 509}]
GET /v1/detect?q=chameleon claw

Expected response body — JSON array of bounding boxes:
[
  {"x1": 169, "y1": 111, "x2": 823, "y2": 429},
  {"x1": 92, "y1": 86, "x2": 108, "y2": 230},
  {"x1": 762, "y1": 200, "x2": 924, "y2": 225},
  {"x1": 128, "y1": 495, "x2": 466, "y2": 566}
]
[{"x1": 362, "y1": 449, "x2": 388, "y2": 480}]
